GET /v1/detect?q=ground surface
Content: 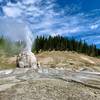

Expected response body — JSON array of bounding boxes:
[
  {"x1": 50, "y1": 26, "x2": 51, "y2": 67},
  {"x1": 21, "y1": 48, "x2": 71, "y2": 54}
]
[
  {"x1": 0, "y1": 51, "x2": 100, "y2": 71},
  {"x1": 0, "y1": 79, "x2": 100, "y2": 100},
  {"x1": 0, "y1": 68, "x2": 100, "y2": 100},
  {"x1": 36, "y1": 51, "x2": 100, "y2": 71},
  {"x1": 0, "y1": 51, "x2": 100, "y2": 100}
]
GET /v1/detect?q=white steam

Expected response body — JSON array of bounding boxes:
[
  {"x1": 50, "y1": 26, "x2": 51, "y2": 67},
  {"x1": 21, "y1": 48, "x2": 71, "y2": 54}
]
[
  {"x1": 0, "y1": 17, "x2": 33, "y2": 51},
  {"x1": 25, "y1": 26, "x2": 33, "y2": 52}
]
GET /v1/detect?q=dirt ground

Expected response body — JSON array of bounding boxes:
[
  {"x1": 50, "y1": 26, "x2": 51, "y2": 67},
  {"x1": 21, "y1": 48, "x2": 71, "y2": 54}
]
[{"x1": 36, "y1": 51, "x2": 100, "y2": 71}]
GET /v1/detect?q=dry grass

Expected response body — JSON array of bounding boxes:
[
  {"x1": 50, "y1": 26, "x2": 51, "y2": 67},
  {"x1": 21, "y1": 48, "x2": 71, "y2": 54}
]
[
  {"x1": 36, "y1": 51, "x2": 100, "y2": 71},
  {"x1": 0, "y1": 51, "x2": 100, "y2": 71},
  {"x1": 0, "y1": 54, "x2": 16, "y2": 69}
]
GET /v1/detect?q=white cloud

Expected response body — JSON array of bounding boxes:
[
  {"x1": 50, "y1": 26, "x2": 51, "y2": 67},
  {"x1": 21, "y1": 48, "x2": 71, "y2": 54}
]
[
  {"x1": 3, "y1": 6, "x2": 22, "y2": 17},
  {"x1": 2, "y1": 0, "x2": 82, "y2": 36},
  {"x1": 90, "y1": 24, "x2": 99, "y2": 29},
  {"x1": 0, "y1": 0, "x2": 100, "y2": 46},
  {"x1": 22, "y1": 0, "x2": 38, "y2": 5}
]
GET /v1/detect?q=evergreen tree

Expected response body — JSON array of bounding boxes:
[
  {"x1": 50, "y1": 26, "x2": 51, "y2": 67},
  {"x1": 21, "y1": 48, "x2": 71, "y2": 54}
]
[{"x1": 33, "y1": 35, "x2": 100, "y2": 57}]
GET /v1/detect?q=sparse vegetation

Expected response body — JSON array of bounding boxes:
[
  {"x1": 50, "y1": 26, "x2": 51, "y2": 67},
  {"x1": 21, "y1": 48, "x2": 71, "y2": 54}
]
[
  {"x1": 36, "y1": 51, "x2": 100, "y2": 71},
  {"x1": 0, "y1": 35, "x2": 100, "y2": 69},
  {"x1": 0, "y1": 36, "x2": 23, "y2": 69},
  {"x1": 0, "y1": 36, "x2": 24, "y2": 56}
]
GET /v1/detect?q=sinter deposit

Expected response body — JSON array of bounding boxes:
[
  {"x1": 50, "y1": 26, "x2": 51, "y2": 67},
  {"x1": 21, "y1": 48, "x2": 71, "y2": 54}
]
[
  {"x1": 16, "y1": 51, "x2": 38, "y2": 69},
  {"x1": 15, "y1": 51, "x2": 100, "y2": 89},
  {"x1": 0, "y1": 51, "x2": 100, "y2": 100}
]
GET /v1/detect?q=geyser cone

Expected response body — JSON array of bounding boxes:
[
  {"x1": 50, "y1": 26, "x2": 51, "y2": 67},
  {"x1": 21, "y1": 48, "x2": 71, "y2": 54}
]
[{"x1": 17, "y1": 50, "x2": 38, "y2": 69}]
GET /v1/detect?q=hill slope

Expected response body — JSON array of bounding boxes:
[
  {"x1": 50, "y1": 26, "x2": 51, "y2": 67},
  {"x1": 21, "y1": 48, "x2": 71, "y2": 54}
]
[
  {"x1": 0, "y1": 51, "x2": 100, "y2": 71},
  {"x1": 36, "y1": 51, "x2": 100, "y2": 71}
]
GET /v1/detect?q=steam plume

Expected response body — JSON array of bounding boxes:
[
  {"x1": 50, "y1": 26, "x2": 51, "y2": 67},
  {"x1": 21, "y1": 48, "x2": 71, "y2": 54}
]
[{"x1": 0, "y1": 17, "x2": 33, "y2": 51}]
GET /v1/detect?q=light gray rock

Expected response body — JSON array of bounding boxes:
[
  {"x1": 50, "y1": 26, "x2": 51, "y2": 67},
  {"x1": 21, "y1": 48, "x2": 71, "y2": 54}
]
[{"x1": 17, "y1": 51, "x2": 38, "y2": 69}]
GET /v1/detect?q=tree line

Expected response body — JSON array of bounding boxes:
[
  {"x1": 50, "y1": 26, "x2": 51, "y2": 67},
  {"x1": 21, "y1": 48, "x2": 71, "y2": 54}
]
[
  {"x1": 0, "y1": 35, "x2": 100, "y2": 57},
  {"x1": 33, "y1": 35, "x2": 100, "y2": 57}
]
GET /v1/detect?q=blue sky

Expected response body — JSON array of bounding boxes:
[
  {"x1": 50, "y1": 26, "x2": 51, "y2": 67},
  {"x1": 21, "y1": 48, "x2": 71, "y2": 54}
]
[{"x1": 0, "y1": 0, "x2": 100, "y2": 47}]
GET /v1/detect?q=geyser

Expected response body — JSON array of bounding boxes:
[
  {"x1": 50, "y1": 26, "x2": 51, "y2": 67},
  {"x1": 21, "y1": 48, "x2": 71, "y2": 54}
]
[
  {"x1": 0, "y1": 17, "x2": 33, "y2": 51},
  {"x1": 0, "y1": 17, "x2": 38, "y2": 68}
]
